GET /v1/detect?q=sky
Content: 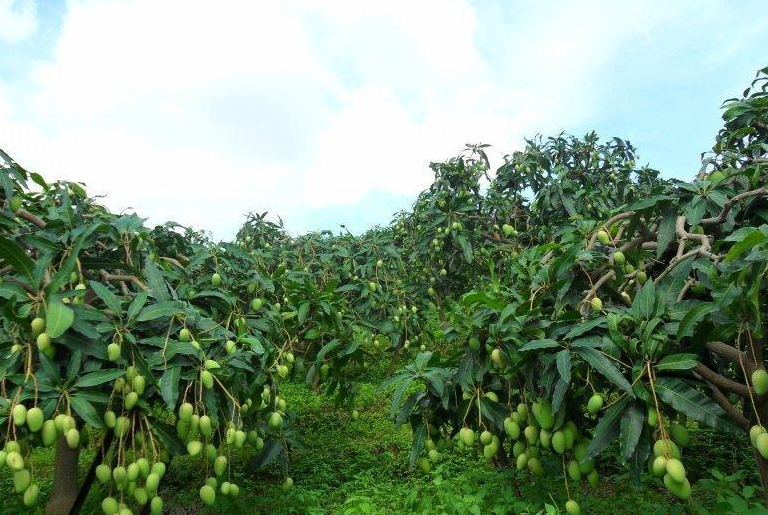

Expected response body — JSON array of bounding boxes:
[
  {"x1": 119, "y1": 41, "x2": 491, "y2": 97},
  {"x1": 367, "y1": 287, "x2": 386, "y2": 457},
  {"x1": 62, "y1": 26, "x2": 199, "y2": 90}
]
[{"x1": 0, "y1": 0, "x2": 766, "y2": 240}]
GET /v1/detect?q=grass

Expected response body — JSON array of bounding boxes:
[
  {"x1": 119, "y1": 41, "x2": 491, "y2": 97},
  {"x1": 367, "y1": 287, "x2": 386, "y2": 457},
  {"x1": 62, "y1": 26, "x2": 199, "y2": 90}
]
[{"x1": 2, "y1": 364, "x2": 767, "y2": 515}]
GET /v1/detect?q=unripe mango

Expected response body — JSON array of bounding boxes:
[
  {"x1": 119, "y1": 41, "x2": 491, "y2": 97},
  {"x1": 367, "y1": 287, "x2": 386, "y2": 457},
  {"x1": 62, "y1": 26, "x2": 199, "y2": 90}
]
[
  {"x1": 26, "y1": 407, "x2": 44, "y2": 432},
  {"x1": 565, "y1": 500, "x2": 580, "y2": 515},
  {"x1": 31, "y1": 317, "x2": 45, "y2": 336},
  {"x1": 198, "y1": 415, "x2": 213, "y2": 436},
  {"x1": 102, "y1": 497, "x2": 119, "y2": 515},
  {"x1": 756, "y1": 433, "x2": 768, "y2": 459},
  {"x1": 504, "y1": 417, "x2": 520, "y2": 440},
  {"x1": 567, "y1": 460, "x2": 582, "y2": 481},
  {"x1": 12, "y1": 404, "x2": 27, "y2": 426},
  {"x1": 200, "y1": 484, "x2": 216, "y2": 505},
  {"x1": 214, "y1": 455, "x2": 227, "y2": 476},
  {"x1": 201, "y1": 370, "x2": 214, "y2": 389},
  {"x1": 66, "y1": 428, "x2": 80, "y2": 449},
  {"x1": 150, "y1": 496, "x2": 163, "y2": 515},
  {"x1": 753, "y1": 369, "x2": 768, "y2": 395},
  {"x1": 665, "y1": 458, "x2": 686, "y2": 483},
  {"x1": 587, "y1": 394, "x2": 603, "y2": 414},
  {"x1": 459, "y1": 427, "x2": 475, "y2": 446},
  {"x1": 268, "y1": 412, "x2": 283, "y2": 430},
  {"x1": 125, "y1": 392, "x2": 139, "y2": 410},
  {"x1": 107, "y1": 343, "x2": 121, "y2": 361},
  {"x1": 96, "y1": 464, "x2": 112, "y2": 484},
  {"x1": 23, "y1": 483, "x2": 39, "y2": 506},
  {"x1": 14, "y1": 469, "x2": 31, "y2": 493},
  {"x1": 552, "y1": 431, "x2": 566, "y2": 454},
  {"x1": 6, "y1": 451, "x2": 24, "y2": 470}
]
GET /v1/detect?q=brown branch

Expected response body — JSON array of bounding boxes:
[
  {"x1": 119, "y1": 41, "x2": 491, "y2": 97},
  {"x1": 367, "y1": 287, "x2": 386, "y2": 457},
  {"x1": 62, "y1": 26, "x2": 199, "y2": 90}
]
[
  {"x1": 99, "y1": 270, "x2": 149, "y2": 292},
  {"x1": 700, "y1": 379, "x2": 750, "y2": 431},
  {"x1": 159, "y1": 256, "x2": 184, "y2": 268},
  {"x1": 706, "y1": 341, "x2": 760, "y2": 375},
  {"x1": 17, "y1": 209, "x2": 47, "y2": 229},
  {"x1": 700, "y1": 188, "x2": 768, "y2": 226},
  {"x1": 586, "y1": 211, "x2": 635, "y2": 249},
  {"x1": 694, "y1": 363, "x2": 752, "y2": 396}
]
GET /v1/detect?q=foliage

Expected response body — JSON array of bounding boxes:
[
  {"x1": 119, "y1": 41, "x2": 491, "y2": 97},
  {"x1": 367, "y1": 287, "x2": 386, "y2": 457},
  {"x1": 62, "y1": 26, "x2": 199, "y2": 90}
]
[{"x1": 1, "y1": 66, "x2": 768, "y2": 515}]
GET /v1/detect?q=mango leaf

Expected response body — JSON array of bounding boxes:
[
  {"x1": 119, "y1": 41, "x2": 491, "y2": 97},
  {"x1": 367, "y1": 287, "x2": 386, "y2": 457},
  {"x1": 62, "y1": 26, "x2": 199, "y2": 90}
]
[
  {"x1": 585, "y1": 397, "x2": 630, "y2": 460},
  {"x1": 159, "y1": 366, "x2": 181, "y2": 410},
  {"x1": 578, "y1": 347, "x2": 633, "y2": 396},
  {"x1": 655, "y1": 376, "x2": 735, "y2": 431},
  {"x1": 656, "y1": 210, "x2": 677, "y2": 258},
  {"x1": 46, "y1": 299, "x2": 74, "y2": 338},
  {"x1": 144, "y1": 257, "x2": 170, "y2": 301},
  {"x1": 75, "y1": 369, "x2": 126, "y2": 388},
  {"x1": 0, "y1": 235, "x2": 36, "y2": 286},
  {"x1": 677, "y1": 303, "x2": 713, "y2": 340},
  {"x1": 298, "y1": 302, "x2": 310, "y2": 324},
  {"x1": 556, "y1": 349, "x2": 571, "y2": 384},
  {"x1": 409, "y1": 422, "x2": 427, "y2": 468},
  {"x1": 89, "y1": 280, "x2": 122, "y2": 316},
  {"x1": 656, "y1": 353, "x2": 698, "y2": 371},
  {"x1": 619, "y1": 403, "x2": 644, "y2": 462},
  {"x1": 631, "y1": 280, "x2": 656, "y2": 320},
  {"x1": 247, "y1": 440, "x2": 283, "y2": 473},
  {"x1": 69, "y1": 395, "x2": 103, "y2": 428},
  {"x1": 152, "y1": 421, "x2": 186, "y2": 455},
  {"x1": 519, "y1": 339, "x2": 560, "y2": 352},
  {"x1": 136, "y1": 301, "x2": 184, "y2": 322}
]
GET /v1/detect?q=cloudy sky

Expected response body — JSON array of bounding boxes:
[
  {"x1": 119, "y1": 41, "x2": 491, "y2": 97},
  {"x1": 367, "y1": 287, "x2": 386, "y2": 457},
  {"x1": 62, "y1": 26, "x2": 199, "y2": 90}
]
[{"x1": 1, "y1": 0, "x2": 766, "y2": 239}]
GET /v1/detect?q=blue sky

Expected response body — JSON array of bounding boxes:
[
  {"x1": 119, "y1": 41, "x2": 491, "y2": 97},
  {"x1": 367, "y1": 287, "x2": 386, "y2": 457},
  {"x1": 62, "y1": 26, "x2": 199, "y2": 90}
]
[{"x1": 1, "y1": 1, "x2": 766, "y2": 240}]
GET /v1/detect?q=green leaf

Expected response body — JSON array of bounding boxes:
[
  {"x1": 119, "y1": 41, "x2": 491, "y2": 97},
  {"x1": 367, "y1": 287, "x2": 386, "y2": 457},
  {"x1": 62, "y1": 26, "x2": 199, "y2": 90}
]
[
  {"x1": 298, "y1": 302, "x2": 310, "y2": 325},
  {"x1": 656, "y1": 353, "x2": 699, "y2": 371},
  {"x1": 619, "y1": 403, "x2": 644, "y2": 462},
  {"x1": 46, "y1": 299, "x2": 74, "y2": 338},
  {"x1": 69, "y1": 395, "x2": 103, "y2": 428},
  {"x1": 409, "y1": 422, "x2": 427, "y2": 468},
  {"x1": 519, "y1": 339, "x2": 560, "y2": 352},
  {"x1": 578, "y1": 347, "x2": 634, "y2": 396},
  {"x1": 656, "y1": 210, "x2": 677, "y2": 258},
  {"x1": 585, "y1": 397, "x2": 630, "y2": 460},
  {"x1": 144, "y1": 257, "x2": 170, "y2": 301},
  {"x1": 152, "y1": 421, "x2": 187, "y2": 455},
  {"x1": 136, "y1": 301, "x2": 184, "y2": 322},
  {"x1": 89, "y1": 281, "x2": 122, "y2": 316},
  {"x1": 0, "y1": 235, "x2": 36, "y2": 286},
  {"x1": 677, "y1": 303, "x2": 713, "y2": 340},
  {"x1": 631, "y1": 280, "x2": 656, "y2": 320},
  {"x1": 655, "y1": 376, "x2": 734, "y2": 430},
  {"x1": 725, "y1": 229, "x2": 766, "y2": 262},
  {"x1": 456, "y1": 234, "x2": 473, "y2": 263},
  {"x1": 556, "y1": 349, "x2": 571, "y2": 384},
  {"x1": 75, "y1": 369, "x2": 125, "y2": 388},
  {"x1": 159, "y1": 366, "x2": 181, "y2": 410}
]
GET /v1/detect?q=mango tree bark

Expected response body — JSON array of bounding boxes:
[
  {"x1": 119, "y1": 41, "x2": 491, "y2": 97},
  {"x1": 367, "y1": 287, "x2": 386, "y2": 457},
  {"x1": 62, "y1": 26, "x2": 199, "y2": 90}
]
[{"x1": 45, "y1": 437, "x2": 80, "y2": 515}]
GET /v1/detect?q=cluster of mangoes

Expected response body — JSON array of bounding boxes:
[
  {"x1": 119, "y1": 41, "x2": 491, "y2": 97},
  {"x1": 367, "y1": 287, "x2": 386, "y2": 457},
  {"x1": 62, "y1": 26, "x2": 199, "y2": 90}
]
[{"x1": 96, "y1": 455, "x2": 166, "y2": 515}]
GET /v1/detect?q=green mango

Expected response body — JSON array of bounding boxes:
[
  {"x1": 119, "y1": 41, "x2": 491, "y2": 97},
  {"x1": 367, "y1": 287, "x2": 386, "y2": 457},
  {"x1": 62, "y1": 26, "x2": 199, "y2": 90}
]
[
  {"x1": 567, "y1": 460, "x2": 582, "y2": 481},
  {"x1": 102, "y1": 497, "x2": 119, "y2": 515},
  {"x1": 14, "y1": 469, "x2": 31, "y2": 493},
  {"x1": 26, "y1": 407, "x2": 44, "y2": 433},
  {"x1": 23, "y1": 483, "x2": 39, "y2": 506},
  {"x1": 199, "y1": 484, "x2": 216, "y2": 506},
  {"x1": 42, "y1": 420, "x2": 58, "y2": 446},
  {"x1": 565, "y1": 500, "x2": 581, "y2": 515},
  {"x1": 214, "y1": 455, "x2": 227, "y2": 476},
  {"x1": 96, "y1": 464, "x2": 112, "y2": 484},
  {"x1": 150, "y1": 496, "x2": 163, "y2": 515}
]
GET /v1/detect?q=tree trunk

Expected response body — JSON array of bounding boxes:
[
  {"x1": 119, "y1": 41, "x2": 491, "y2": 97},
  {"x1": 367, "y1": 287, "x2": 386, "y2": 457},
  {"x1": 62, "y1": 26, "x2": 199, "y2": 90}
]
[
  {"x1": 67, "y1": 431, "x2": 114, "y2": 515},
  {"x1": 46, "y1": 437, "x2": 80, "y2": 515}
]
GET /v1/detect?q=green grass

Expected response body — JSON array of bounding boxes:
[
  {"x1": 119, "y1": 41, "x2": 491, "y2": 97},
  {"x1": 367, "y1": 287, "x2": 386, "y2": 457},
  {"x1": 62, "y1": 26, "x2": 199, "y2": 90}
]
[{"x1": 2, "y1": 369, "x2": 767, "y2": 515}]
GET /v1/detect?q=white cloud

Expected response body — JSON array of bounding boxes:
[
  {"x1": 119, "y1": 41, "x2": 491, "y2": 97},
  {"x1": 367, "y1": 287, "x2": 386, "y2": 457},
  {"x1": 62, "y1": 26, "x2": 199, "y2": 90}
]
[
  {"x1": 0, "y1": 0, "x2": 37, "y2": 42},
  {"x1": 0, "y1": 0, "x2": 762, "y2": 237}
]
